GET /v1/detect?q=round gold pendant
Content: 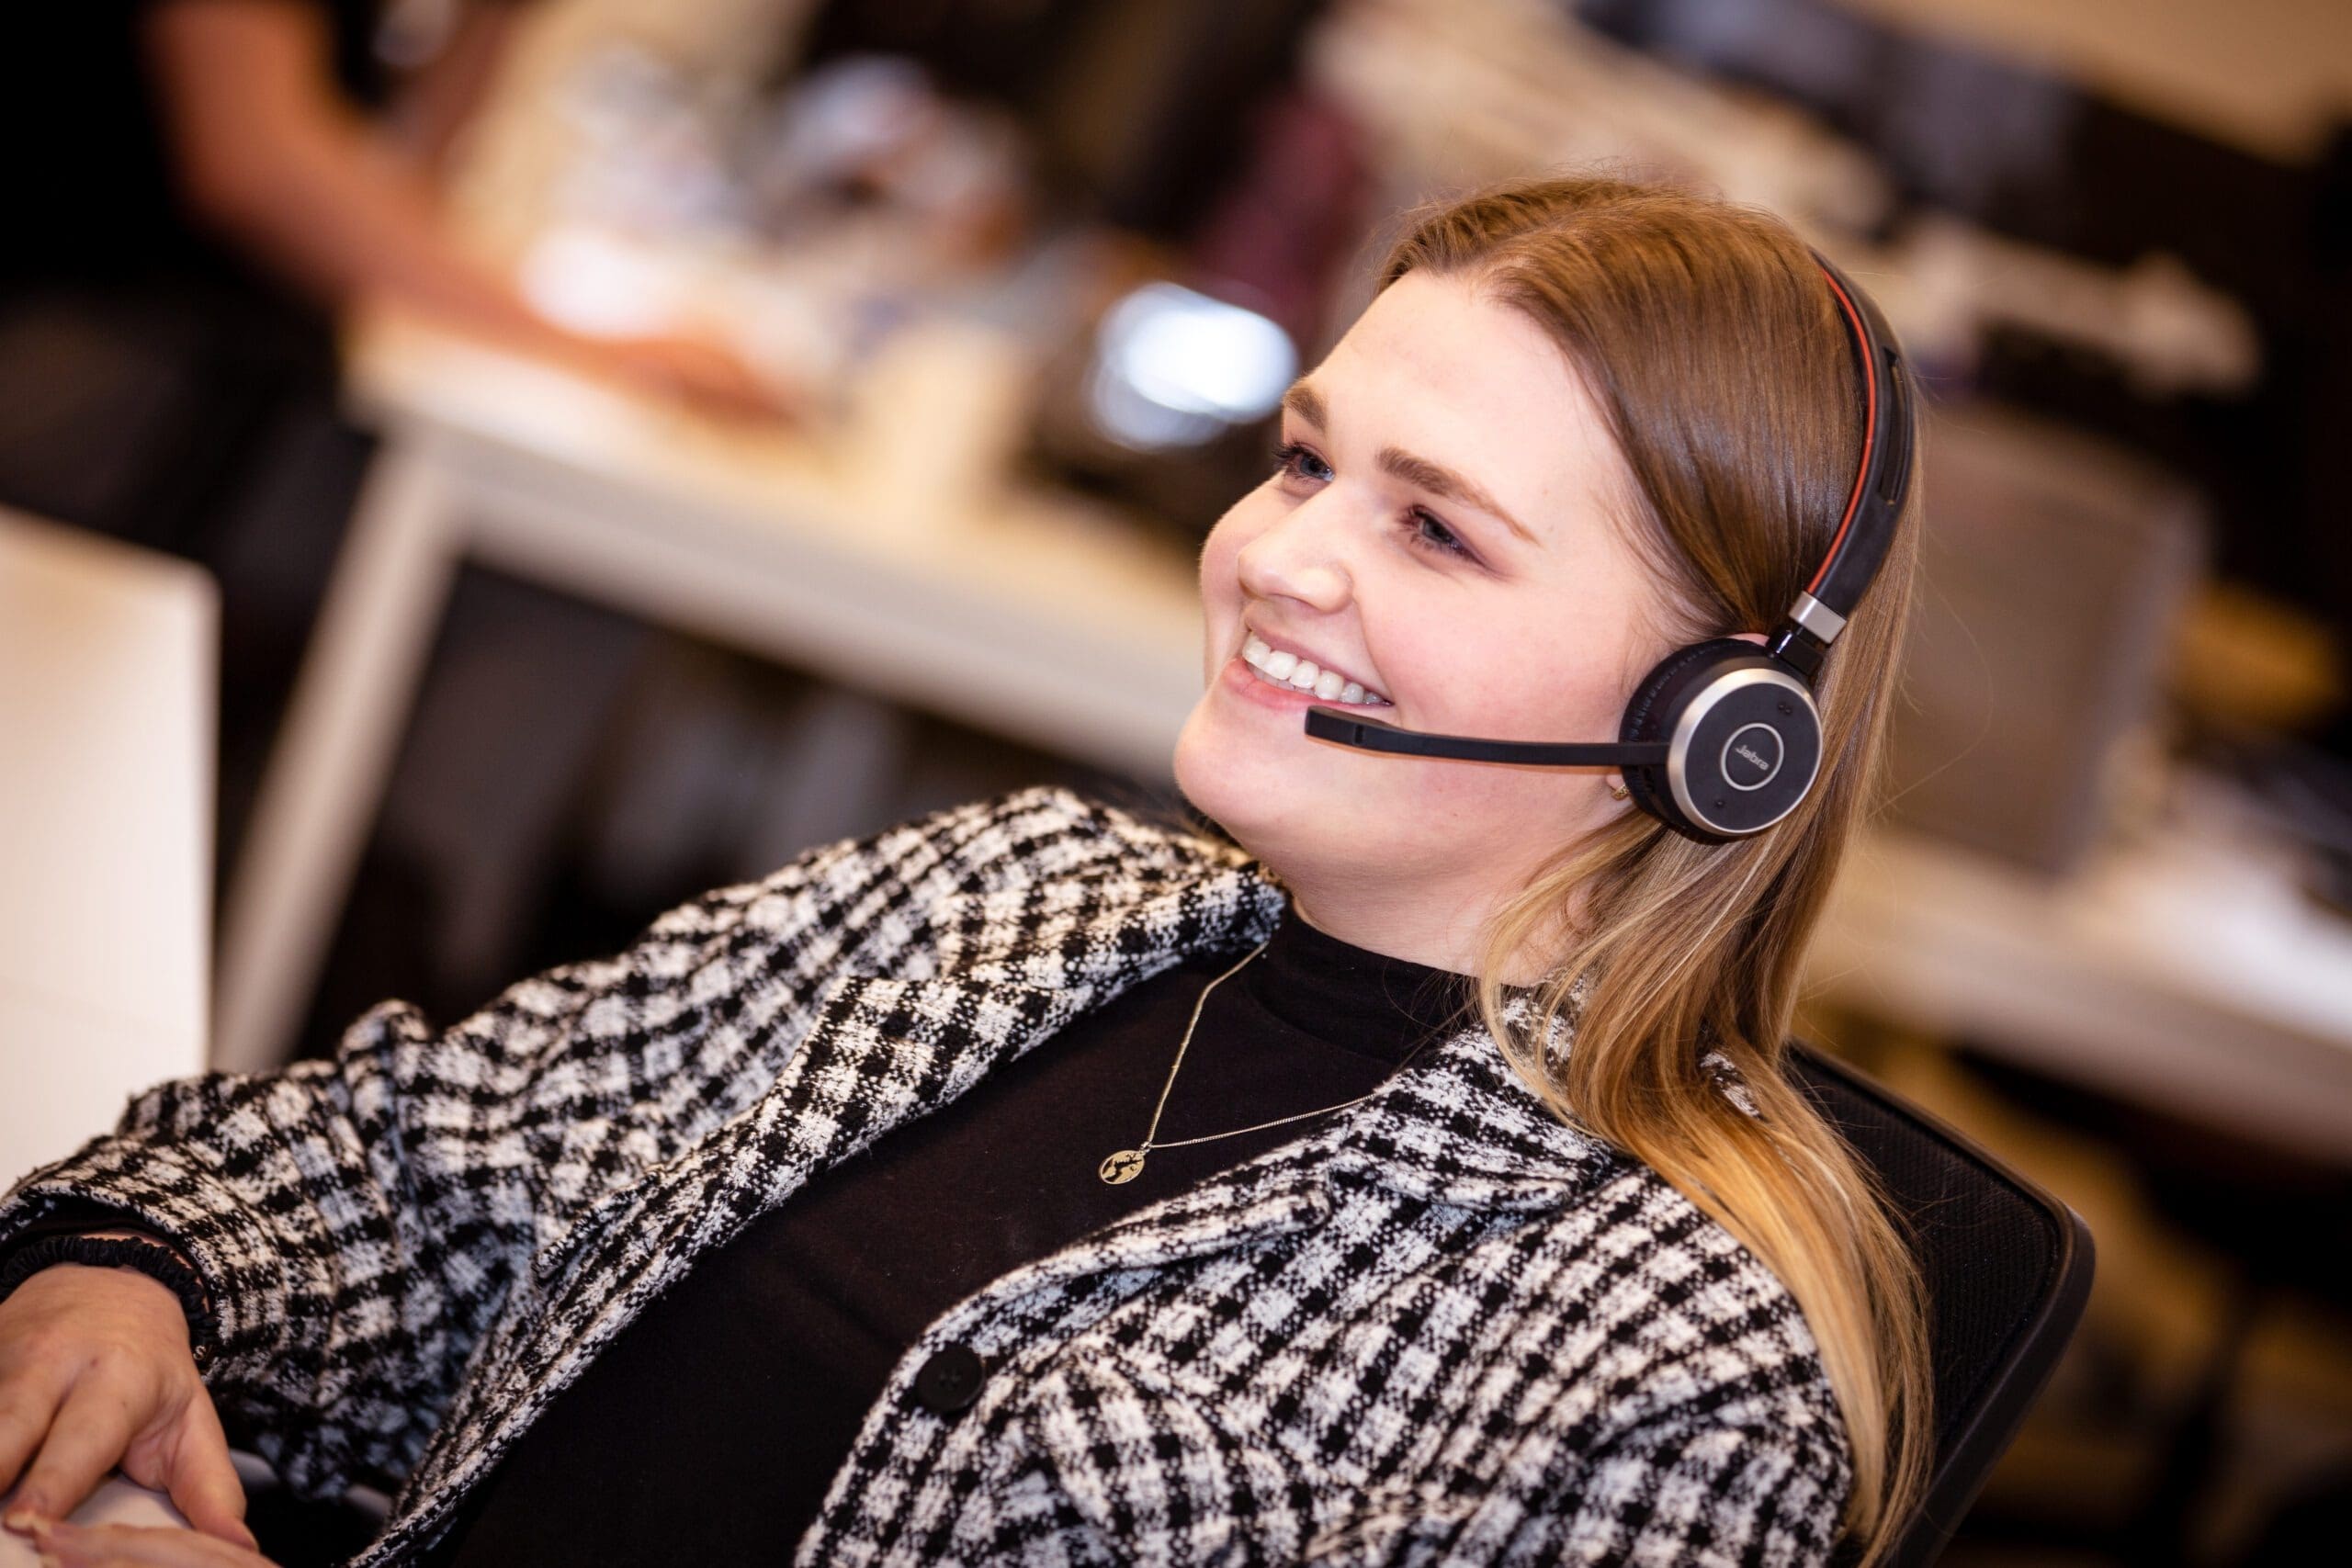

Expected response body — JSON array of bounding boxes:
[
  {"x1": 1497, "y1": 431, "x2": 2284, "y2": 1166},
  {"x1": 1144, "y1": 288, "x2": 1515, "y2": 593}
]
[{"x1": 1099, "y1": 1149, "x2": 1147, "y2": 1185}]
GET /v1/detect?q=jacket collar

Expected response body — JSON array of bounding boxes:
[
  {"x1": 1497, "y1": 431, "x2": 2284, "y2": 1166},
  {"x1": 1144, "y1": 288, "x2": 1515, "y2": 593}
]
[{"x1": 784, "y1": 845, "x2": 1617, "y2": 1224}]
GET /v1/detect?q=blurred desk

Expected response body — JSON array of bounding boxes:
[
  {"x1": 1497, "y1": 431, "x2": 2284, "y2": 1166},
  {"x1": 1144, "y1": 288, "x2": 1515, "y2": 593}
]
[
  {"x1": 215, "y1": 311, "x2": 1202, "y2": 1072},
  {"x1": 1811, "y1": 816, "x2": 2352, "y2": 1165},
  {"x1": 0, "y1": 511, "x2": 214, "y2": 1180}
]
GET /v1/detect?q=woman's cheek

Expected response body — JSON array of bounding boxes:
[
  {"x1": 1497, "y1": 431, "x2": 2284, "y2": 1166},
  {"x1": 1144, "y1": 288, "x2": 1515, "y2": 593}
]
[
  {"x1": 1204, "y1": 488, "x2": 1279, "y2": 566},
  {"x1": 1198, "y1": 518, "x2": 1238, "y2": 600},
  {"x1": 1196, "y1": 528, "x2": 1239, "y2": 682},
  {"x1": 1196, "y1": 495, "x2": 1274, "y2": 671}
]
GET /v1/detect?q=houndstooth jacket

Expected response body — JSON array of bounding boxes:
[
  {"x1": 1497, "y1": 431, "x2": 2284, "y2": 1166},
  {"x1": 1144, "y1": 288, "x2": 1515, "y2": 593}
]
[{"x1": 0, "y1": 786, "x2": 1851, "y2": 1565}]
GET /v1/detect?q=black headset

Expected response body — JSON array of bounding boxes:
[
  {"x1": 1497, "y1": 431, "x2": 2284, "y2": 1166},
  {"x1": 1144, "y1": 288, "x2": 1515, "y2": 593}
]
[{"x1": 1303, "y1": 248, "x2": 1917, "y2": 844}]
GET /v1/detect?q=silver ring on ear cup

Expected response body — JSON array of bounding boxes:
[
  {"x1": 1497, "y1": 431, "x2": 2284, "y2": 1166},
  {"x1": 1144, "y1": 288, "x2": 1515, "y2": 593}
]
[
  {"x1": 1619, "y1": 638, "x2": 1823, "y2": 841},
  {"x1": 1665, "y1": 666, "x2": 1820, "y2": 834}
]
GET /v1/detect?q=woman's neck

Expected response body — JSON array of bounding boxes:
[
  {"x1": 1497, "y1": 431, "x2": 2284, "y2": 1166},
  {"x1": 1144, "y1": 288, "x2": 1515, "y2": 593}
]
[{"x1": 1280, "y1": 876, "x2": 1564, "y2": 987}]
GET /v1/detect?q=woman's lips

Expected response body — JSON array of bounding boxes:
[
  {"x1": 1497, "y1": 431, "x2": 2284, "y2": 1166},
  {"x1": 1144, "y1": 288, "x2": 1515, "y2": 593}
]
[
  {"x1": 1218, "y1": 651, "x2": 1385, "y2": 716},
  {"x1": 1239, "y1": 631, "x2": 1385, "y2": 705}
]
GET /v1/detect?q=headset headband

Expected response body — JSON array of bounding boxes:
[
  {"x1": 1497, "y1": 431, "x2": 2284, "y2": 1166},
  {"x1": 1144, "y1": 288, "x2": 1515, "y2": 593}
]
[{"x1": 1763, "y1": 249, "x2": 1916, "y2": 682}]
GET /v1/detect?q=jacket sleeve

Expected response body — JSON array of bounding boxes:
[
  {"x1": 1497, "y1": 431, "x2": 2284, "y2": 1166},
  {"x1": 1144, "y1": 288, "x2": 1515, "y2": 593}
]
[{"x1": 0, "y1": 786, "x2": 1106, "y2": 1499}]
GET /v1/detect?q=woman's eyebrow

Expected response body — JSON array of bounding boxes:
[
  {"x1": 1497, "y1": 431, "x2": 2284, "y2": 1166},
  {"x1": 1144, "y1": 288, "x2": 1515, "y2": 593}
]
[
  {"x1": 1283, "y1": 378, "x2": 1537, "y2": 547},
  {"x1": 1281, "y1": 379, "x2": 1328, "y2": 427},
  {"x1": 1378, "y1": 447, "x2": 1538, "y2": 547}
]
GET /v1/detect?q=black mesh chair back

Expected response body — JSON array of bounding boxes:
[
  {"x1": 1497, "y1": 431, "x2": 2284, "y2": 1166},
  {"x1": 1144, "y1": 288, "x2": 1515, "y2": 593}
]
[{"x1": 1789, "y1": 1042, "x2": 2096, "y2": 1568}]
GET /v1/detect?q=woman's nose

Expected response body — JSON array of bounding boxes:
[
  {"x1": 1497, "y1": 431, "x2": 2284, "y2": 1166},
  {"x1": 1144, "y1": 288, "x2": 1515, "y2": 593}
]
[{"x1": 1236, "y1": 498, "x2": 1352, "y2": 613}]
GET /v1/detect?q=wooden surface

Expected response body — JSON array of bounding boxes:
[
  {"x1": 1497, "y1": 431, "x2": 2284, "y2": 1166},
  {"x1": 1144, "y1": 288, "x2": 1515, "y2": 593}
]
[
  {"x1": 1814, "y1": 810, "x2": 2352, "y2": 1163},
  {"x1": 340, "y1": 309, "x2": 1206, "y2": 776}
]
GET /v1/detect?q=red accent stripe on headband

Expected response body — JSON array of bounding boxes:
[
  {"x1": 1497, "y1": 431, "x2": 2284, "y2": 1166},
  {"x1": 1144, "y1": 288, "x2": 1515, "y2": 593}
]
[{"x1": 1809, "y1": 265, "x2": 1878, "y2": 600}]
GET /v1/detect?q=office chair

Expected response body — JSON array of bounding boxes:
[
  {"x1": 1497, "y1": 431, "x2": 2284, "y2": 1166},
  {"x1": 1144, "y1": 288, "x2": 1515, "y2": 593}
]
[{"x1": 1791, "y1": 1040, "x2": 2097, "y2": 1568}]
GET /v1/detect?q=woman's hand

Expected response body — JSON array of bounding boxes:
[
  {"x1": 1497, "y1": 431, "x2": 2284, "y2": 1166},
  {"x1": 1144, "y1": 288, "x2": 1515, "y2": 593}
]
[
  {"x1": 13, "y1": 1515, "x2": 278, "y2": 1567},
  {"x1": 0, "y1": 1266, "x2": 255, "y2": 1551}
]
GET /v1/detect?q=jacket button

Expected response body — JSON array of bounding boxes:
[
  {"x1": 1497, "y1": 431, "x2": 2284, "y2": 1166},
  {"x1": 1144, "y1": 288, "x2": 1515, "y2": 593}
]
[{"x1": 914, "y1": 1344, "x2": 985, "y2": 1415}]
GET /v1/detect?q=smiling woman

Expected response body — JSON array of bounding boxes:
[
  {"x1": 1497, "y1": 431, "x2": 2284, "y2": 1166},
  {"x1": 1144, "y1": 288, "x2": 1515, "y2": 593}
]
[
  {"x1": 1180, "y1": 175, "x2": 1936, "y2": 1563},
  {"x1": 0, "y1": 171, "x2": 1926, "y2": 1568},
  {"x1": 1177, "y1": 265, "x2": 1690, "y2": 979}
]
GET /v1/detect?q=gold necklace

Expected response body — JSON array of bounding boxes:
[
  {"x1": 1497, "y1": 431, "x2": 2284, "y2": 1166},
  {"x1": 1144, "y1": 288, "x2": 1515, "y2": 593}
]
[{"x1": 1097, "y1": 935, "x2": 1414, "y2": 1185}]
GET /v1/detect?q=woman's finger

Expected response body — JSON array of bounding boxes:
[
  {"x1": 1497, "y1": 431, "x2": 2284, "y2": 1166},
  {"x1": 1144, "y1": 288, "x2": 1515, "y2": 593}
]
[
  {"x1": 34, "y1": 1514, "x2": 277, "y2": 1566},
  {"x1": 157, "y1": 1394, "x2": 254, "y2": 1551},
  {"x1": 0, "y1": 1367, "x2": 70, "y2": 1512},
  {"x1": 6, "y1": 1376, "x2": 139, "y2": 1528}
]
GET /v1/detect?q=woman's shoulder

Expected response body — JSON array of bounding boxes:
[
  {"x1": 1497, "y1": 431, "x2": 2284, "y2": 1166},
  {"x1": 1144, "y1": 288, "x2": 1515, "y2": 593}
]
[
  {"x1": 1517, "y1": 1153, "x2": 1850, "y2": 1456},
  {"x1": 870, "y1": 785, "x2": 1254, "y2": 891}
]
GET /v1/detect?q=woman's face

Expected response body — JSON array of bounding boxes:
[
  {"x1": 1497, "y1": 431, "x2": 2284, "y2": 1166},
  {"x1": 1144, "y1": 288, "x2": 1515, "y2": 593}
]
[{"x1": 1173, "y1": 269, "x2": 1685, "y2": 924}]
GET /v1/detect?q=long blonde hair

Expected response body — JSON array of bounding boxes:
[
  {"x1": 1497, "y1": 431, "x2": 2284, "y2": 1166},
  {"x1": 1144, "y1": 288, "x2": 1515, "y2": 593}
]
[{"x1": 1385, "y1": 174, "x2": 1933, "y2": 1562}]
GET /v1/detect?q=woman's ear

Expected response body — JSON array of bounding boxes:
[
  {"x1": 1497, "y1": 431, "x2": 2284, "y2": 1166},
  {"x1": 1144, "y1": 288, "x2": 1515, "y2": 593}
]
[{"x1": 1728, "y1": 630, "x2": 1769, "y2": 649}]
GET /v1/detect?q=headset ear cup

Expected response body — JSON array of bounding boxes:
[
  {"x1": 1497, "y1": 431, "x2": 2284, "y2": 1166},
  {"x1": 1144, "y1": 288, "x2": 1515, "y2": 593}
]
[{"x1": 1617, "y1": 638, "x2": 1779, "y2": 841}]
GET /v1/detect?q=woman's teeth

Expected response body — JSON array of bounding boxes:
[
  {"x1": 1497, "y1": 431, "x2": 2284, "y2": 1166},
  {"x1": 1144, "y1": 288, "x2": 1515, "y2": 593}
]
[{"x1": 1240, "y1": 635, "x2": 1390, "y2": 705}]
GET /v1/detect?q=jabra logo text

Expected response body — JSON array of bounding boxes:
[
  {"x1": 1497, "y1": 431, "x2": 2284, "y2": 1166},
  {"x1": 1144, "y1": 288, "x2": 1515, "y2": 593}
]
[{"x1": 1734, "y1": 744, "x2": 1770, "y2": 770}]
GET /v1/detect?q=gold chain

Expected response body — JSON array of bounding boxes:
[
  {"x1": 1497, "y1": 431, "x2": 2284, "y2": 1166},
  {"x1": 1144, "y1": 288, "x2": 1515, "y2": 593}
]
[{"x1": 1097, "y1": 935, "x2": 1420, "y2": 1185}]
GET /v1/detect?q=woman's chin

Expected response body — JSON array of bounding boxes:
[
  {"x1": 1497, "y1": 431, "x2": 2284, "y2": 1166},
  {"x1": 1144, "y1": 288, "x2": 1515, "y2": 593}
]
[
  {"x1": 1170, "y1": 714, "x2": 1252, "y2": 833},
  {"x1": 1173, "y1": 706, "x2": 1354, "y2": 860}
]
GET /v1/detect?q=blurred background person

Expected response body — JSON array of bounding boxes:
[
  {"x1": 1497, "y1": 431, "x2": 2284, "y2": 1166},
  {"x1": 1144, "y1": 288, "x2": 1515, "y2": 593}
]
[
  {"x1": 0, "y1": 0, "x2": 792, "y2": 539},
  {"x1": 0, "y1": 0, "x2": 796, "y2": 881}
]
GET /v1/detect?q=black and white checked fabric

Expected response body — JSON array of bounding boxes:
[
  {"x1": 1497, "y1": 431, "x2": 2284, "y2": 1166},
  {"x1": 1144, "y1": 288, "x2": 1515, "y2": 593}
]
[{"x1": 0, "y1": 787, "x2": 1850, "y2": 1565}]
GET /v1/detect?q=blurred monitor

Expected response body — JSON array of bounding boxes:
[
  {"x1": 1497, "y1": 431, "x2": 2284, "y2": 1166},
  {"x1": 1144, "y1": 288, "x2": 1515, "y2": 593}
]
[{"x1": 1883, "y1": 400, "x2": 2205, "y2": 874}]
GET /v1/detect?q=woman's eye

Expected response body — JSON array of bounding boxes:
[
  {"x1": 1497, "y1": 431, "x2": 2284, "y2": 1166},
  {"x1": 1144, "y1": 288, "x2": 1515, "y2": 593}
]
[
  {"x1": 1407, "y1": 509, "x2": 1473, "y2": 560},
  {"x1": 1269, "y1": 443, "x2": 1473, "y2": 564},
  {"x1": 1272, "y1": 441, "x2": 1332, "y2": 485}
]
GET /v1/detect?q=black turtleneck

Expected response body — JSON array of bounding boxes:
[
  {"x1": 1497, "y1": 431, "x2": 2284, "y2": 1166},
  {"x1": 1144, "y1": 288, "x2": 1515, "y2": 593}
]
[{"x1": 414, "y1": 900, "x2": 1471, "y2": 1567}]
